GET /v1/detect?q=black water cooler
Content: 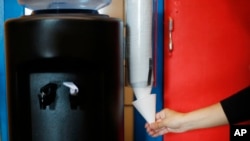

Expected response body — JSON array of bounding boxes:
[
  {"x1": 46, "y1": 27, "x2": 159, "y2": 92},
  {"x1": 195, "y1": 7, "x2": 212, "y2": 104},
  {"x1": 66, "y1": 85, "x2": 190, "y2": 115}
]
[{"x1": 4, "y1": 10, "x2": 124, "y2": 141}]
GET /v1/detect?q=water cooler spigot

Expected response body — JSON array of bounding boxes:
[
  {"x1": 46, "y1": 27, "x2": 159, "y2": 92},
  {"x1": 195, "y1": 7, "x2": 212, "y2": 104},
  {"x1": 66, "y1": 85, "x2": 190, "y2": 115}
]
[
  {"x1": 63, "y1": 82, "x2": 79, "y2": 109},
  {"x1": 38, "y1": 83, "x2": 58, "y2": 109}
]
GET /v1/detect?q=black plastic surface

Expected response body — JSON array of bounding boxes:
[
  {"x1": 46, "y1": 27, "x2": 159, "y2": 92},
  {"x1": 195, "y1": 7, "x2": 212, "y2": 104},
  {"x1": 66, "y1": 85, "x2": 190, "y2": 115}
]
[{"x1": 5, "y1": 13, "x2": 124, "y2": 141}]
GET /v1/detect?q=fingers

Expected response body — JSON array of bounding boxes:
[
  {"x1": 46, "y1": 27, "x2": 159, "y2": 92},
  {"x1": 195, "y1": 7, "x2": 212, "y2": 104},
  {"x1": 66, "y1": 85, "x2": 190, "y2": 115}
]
[
  {"x1": 145, "y1": 123, "x2": 169, "y2": 137},
  {"x1": 145, "y1": 109, "x2": 172, "y2": 137},
  {"x1": 152, "y1": 109, "x2": 169, "y2": 129},
  {"x1": 150, "y1": 120, "x2": 165, "y2": 130}
]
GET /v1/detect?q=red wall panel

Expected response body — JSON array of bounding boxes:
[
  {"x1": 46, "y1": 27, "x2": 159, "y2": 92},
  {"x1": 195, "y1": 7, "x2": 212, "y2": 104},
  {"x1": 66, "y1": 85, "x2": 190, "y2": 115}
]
[{"x1": 164, "y1": 0, "x2": 250, "y2": 141}]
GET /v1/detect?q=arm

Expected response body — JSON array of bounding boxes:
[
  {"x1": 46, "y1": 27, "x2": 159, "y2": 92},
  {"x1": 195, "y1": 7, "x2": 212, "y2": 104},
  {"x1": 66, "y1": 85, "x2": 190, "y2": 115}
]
[
  {"x1": 179, "y1": 103, "x2": 228, "y2": 131},
  {"x1": 145, "y1": 103, "x2": 229, "y2": 137},
  {"x1": 146, "y1": 86, "x2": 250, "y2": 137}
]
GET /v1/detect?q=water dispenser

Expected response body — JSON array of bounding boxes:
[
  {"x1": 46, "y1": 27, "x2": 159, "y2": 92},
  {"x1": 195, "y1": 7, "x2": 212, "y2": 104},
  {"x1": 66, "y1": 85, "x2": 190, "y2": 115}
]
[{"x1": 4, "y1": 0, "x2": 124, "y2": 140}]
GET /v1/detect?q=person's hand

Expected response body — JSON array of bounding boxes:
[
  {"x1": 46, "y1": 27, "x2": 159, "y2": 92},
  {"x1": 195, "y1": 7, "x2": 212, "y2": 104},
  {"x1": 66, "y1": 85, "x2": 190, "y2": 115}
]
[
  {"x1": 145, "y1": 103, "x2": 229, "y2": 137},
  {"x1": 145, "y1": 108, "x2": 187, "y2": 137}
]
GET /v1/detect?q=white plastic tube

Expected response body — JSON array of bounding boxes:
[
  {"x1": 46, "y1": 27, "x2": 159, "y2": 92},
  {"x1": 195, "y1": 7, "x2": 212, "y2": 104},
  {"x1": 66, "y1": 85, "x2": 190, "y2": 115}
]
[{"x1": 126, "y1": 0, "x2": 153, "y2": 99}]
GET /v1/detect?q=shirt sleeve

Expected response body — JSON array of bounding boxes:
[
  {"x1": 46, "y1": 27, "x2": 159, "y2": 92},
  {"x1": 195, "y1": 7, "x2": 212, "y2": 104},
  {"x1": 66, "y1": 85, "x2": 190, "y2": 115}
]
[{"x1": 220, "y1": 86, "x2": 250, "y2": 124}]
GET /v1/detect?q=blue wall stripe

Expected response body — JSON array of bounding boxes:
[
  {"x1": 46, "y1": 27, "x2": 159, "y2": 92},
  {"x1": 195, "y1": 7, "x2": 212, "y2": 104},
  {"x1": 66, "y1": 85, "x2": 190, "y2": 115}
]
[
  {"x1": 0, "y1": 0, "x2": 23, "y2": 141},
  {"x1": 0, "y1": 1, "x2": 5, "y2": 140}
]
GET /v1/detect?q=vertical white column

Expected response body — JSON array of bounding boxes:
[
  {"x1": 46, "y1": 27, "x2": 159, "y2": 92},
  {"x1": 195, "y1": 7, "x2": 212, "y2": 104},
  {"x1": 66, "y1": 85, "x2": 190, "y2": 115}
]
[
  {"x1": 126, "y1": 0, "x2": 156, "y2": 123},
  {"x1": 126, "y1": 0, "x2": 154, "y2": 99}
]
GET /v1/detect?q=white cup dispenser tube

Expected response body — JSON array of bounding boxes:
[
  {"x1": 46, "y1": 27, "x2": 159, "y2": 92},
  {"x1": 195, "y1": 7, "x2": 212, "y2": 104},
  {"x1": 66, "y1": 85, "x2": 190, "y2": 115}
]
[{"x1": 126, "y1": 0, "x2": 156, "y2": 123}]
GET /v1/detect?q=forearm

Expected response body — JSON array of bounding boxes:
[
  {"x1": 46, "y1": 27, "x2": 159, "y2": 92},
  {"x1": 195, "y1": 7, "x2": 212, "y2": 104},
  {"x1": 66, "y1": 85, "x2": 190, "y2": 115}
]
[{"x1": 180, "y1": 103, "x2": 229, "y2": 131}]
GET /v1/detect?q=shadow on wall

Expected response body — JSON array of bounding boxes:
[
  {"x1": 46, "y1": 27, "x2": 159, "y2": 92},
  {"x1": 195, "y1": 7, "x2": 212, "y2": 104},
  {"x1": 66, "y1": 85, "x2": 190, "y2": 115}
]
[{"x1": 228, "y1": 0, "x2": 250, "y2": 35}]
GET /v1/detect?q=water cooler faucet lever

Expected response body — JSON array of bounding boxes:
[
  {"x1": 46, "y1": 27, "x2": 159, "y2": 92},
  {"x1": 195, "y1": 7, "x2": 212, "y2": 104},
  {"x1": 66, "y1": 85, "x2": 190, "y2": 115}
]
[
  {"x1": 38, "y1": 83, "x2": 58, "y2": 109},
  {"x1": 62, "y1": 82, "x2": 79, "y2": 109},
  {"x1": 62, "y1": 82, "x2": 79, "y2": 96}
]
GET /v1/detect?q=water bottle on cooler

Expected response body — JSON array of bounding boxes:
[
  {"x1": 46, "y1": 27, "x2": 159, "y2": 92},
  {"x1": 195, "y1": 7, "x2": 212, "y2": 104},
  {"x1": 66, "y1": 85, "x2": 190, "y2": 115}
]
[{"x1": 18, "y1": 0, "x2": 112, "y2": 10}]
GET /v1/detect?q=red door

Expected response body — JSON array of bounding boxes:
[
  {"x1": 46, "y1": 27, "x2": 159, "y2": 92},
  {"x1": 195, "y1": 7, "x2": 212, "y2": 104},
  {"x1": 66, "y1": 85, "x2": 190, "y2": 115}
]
[{"x1": 164, "y1": 0, "x2": 250, "y2": 141}]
